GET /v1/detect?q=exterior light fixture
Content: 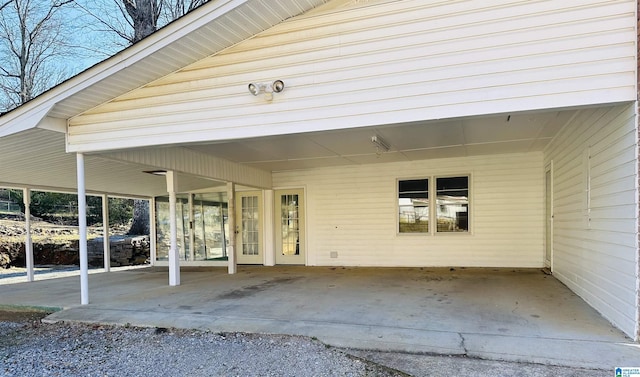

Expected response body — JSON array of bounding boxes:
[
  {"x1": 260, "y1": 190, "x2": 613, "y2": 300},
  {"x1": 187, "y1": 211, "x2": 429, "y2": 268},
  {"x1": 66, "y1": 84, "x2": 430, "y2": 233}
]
[
  {"x1": 371, "y1": 135, "x2": 390, "y2": 154},
  {"x1": 248, "y1": 83, "x2": 261, "y2": 96},
  {"x1": 248, "y1": 80, "x2": 285, "y2": 100},
  {"x1": 143, "y1": 170, "x2": 167, "y2": 176}
]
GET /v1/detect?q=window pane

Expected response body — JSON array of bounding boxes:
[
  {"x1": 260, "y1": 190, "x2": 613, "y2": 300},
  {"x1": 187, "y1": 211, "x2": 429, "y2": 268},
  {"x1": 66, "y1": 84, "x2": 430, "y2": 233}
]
[
  {"x1": 241, "y1": 195, "x2": 259, "y2": 255},
  {"x1": 398, "y1": 179, "x2": 429, "y2": 233},
  {"x1": 436, "y1": 176, "x2": 468, "y2": 232},
  {"x1": 281, "y1": 194, "x2": 300, "y2": 255}
]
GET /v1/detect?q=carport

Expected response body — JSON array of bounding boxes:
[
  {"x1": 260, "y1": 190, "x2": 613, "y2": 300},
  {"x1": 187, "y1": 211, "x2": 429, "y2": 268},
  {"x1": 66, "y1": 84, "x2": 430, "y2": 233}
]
[
  {"x1": 0, "y1": 0, "x2": 638, "y2": 344},
  {"x1": 0, "y1": 266, "x2": 638, "y2": 369}
]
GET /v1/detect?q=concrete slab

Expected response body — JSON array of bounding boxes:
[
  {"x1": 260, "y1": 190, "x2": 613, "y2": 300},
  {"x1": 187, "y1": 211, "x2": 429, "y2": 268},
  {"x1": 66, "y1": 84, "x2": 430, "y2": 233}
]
[{"x1": 1, "y1": 266, "x2": 638, "y2": 370}]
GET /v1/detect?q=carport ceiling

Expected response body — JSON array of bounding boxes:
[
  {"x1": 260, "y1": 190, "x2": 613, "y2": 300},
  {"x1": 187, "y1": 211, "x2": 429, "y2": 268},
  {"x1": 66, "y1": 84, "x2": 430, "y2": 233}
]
[
  {"x1": 0, "y1": 129, "x2": 225, "y2": 197},
  {"x1": 186, "y1": 109, "x2": 575, "y2": 171},
  {"x1": 0, "y1": 108, "x2": 577, "y2": 196}
]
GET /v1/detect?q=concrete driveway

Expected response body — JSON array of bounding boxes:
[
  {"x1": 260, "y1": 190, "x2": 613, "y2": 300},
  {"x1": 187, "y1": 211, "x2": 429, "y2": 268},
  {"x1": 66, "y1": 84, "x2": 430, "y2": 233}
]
[{"x1": 1, "y1": 266, "x2": 639, "y2": 370}]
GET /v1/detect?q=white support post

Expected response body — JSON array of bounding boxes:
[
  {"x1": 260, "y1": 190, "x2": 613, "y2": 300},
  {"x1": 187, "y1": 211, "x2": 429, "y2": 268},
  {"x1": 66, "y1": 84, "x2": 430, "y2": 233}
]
[
  {"x1": 149, "y1": 197, "x2": 157, "y2": 266},
  {"x1": 167, "y1": 171, "x2": 180, "y2": 286},
  {"x1": 263, "y1": 189, "x2": 275, "y2": 266},
  {"x1": 23, "y1": 188, "x2": 34, "y2": 282},
  {"x1": 77, "y1": 153, "x2": 89, "y2": 305},
  {"x1": 227, "y1": 182, "x2": 237, "y2": 274},
  {"x1": 102, "y1": 194, "x2": 110, "y2": 272}
]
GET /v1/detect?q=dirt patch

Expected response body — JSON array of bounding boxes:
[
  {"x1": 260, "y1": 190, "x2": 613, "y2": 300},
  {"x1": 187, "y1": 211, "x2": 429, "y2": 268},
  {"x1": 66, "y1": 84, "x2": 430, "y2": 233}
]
[{"x1": 0, "y1": 309, "x2": 51, "y2": 322}]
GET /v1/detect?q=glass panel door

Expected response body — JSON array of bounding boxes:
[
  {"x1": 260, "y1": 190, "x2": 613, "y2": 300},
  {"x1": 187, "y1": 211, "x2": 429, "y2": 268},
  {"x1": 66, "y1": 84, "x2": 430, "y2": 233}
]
[
  {"x1": 154, "y1": 193, "x2": 228, "y2": 262},
  {"x1": 236, "y1": 191, "x2": 262, "y2": 264},
  {"x1": 193, "y1": 193, "x2": 227, "y2": 261},
  {"x1": 275, "y1": 189, "x2": 305, "y2": 265}
]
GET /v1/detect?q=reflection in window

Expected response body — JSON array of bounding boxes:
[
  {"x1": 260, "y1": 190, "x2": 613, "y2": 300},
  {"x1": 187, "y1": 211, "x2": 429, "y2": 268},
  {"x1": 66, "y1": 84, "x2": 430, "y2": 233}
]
[
  {"x1": 398, "y1": 179, "x2": 429, "y2": 233},
  {"x1": 241, "y1": 196, "x2": 260, "y2": 256},
  {"x1": 436, "y1": 176, "x2": 468, "y2": 232},
  {"x1": 280, "y1": 194, "x2": 300, "y2": 255},
  {"x1": 155, "y1": 194, "x2": 228, "y2": 261}
]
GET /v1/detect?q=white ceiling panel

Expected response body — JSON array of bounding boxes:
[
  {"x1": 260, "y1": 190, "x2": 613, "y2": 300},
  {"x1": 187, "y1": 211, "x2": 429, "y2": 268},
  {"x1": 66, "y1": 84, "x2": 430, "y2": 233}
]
[
  {"x1": 307, "y1": 128, "x2": 384, "y2": 155},
  {"x1": 378, "y1": 120, "x2": 465, "y2": 150},
  {"x1": 242, "y1": 135, "x2": 336, "y2": 160},
  {"x1": 464, "y1": 140, "x2": 536, "y2": 156},
  {"x1": 461, "y1": 113, "x2": 557, "y2": 144},
  {"x1": 184, "y1": 108, "x2": 577, "y2": 172},
  {"x1": 537, "y1": 111, "x2": 576, "y2": 138},
  {"x1": 400, "y1": 146, "x2": 468, "y2": 161},
  {"x1": 245, "y1": 156, "x2": 353, "y2": 171},
  {"x1": 343, "y1": 152, "x2": 409, "y2": 165}
]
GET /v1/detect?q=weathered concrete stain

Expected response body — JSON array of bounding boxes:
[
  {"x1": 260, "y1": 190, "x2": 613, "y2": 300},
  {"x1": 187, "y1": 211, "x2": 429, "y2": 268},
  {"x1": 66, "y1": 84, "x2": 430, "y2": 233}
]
[{"x1": 217, "y1": 276, "x2": 303, "y2": 299}]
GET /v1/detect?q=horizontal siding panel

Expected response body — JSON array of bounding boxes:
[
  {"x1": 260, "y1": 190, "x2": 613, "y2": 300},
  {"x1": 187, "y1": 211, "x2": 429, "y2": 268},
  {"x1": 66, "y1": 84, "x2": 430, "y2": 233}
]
[
  {"x1": 543, "y1": 103, "x2": 638, "y2": 339},
  {"x1": 591, "y1": 188, "x2": 636, "y2": 208},
  {"x1": 67, "y1": 0, "x2": 636, "y2": 152},
  {"x1": 575, "y1": 232, "x2": 637, "y2": 251},
  {"x1": 69, "y1": 66, "x2": 635, "y2": 131}
]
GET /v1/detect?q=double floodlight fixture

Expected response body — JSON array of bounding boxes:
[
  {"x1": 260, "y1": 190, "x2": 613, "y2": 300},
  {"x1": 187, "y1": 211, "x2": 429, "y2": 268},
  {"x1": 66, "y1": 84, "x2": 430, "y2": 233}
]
[{"x1": 248, "y1": 80, "x2": 285, "y2": 100}]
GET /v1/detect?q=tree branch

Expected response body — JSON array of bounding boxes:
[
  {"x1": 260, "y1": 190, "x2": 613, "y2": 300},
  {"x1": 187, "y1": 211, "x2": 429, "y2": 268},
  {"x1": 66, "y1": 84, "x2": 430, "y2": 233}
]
[{"x1": 0, "y1": 0, "x2": 11, "y2": 12}]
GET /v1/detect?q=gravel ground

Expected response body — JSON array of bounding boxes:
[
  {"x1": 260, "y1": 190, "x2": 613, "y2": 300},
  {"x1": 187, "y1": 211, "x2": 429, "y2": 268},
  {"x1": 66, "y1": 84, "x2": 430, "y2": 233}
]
[
  {"x1": 0, "y1": 311, "x2": 612, "y2": 377},
  {"x1": 0, "y1": 316, "x2": 404, "y2": 377}
]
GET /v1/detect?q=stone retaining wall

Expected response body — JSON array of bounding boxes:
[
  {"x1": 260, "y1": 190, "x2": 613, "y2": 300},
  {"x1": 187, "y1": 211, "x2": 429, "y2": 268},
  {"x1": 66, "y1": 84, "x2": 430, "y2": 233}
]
[
  {"x1": 87, "y1": 236, "x2": 150, "y2": 267},
  {"x1": 0, "y1": 236, "x2": 150, "y2": 268}
]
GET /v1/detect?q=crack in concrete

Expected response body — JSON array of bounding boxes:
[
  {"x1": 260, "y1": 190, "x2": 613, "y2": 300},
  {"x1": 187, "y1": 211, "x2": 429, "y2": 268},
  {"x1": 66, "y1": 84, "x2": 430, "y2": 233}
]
[{"x1": 459, "y1": 333, "x2": 468, "y2": 355}]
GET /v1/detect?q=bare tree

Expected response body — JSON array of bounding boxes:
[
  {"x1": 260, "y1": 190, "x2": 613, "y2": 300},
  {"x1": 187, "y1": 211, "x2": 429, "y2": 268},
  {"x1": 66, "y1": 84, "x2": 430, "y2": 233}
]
[
  {"x1": 160, "y1": 0, "x2": 207, "y2": 24},
  {"x1": 74, "y1": 0, "x2": 208, "y2": 46},
  {"x1": 0, "y1": 0, "x2": 77, "y2": 111}
]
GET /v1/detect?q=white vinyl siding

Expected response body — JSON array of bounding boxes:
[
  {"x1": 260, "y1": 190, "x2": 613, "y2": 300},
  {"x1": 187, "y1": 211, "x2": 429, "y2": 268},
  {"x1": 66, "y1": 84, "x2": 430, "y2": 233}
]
[
  {"x1": 67, "y1": 0, "x2": 636, "y2": 152},
  {"x1": 543, "y1": 104, "x2": 638, "y2": 339},
  {"x1": 273, "y1": 152, "x2": 543, "y2": 268}
]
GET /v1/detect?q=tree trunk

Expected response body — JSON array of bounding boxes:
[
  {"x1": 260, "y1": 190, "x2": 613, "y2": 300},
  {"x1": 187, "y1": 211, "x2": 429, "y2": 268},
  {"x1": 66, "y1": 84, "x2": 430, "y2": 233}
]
[
  {"x1": 128, "y1": 199, "x2": 150, "y2": 235},
  {"x1": 123, "y1": 0, "x2": 159, "y2": 43}
]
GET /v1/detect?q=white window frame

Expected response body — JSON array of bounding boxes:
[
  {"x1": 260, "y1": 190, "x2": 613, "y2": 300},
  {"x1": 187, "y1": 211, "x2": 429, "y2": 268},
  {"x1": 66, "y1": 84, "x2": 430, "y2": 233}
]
[{"x1": 397, "y1": 174, "x2": 471, "y2": 236}]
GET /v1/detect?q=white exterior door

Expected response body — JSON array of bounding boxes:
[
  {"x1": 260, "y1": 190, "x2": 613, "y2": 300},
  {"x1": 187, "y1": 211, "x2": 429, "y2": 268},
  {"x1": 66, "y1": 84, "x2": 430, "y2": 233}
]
[
  {"x1": 236, "y1": 191, "x2": 263, "y2": 264},
  {"x1": 275, "y1": 189, "x2": 305, "y2": 265}
]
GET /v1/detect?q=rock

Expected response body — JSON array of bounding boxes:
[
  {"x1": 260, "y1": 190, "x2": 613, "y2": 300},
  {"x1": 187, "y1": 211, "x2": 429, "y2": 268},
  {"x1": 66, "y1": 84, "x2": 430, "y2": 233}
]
[
  {"x1": 0, "y1": 252, "x2": 10, "y2": 269},
  {"x1": 87, "y1": 235, "x2": 150, "y2": 268}
]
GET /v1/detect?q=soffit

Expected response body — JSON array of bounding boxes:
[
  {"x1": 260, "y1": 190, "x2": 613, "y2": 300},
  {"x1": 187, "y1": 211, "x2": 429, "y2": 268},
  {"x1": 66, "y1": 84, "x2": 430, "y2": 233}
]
[{"x1": 185, "y1": 108, "x2": 577, "y2": 171}]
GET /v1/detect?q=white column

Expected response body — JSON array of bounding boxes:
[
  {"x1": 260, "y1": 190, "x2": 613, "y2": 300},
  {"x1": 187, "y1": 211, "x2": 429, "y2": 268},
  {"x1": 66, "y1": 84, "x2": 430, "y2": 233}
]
[
  {"x1": 166, "y1": 171, "x2": 180, "y2": 286},
  {"x1": 23, "y1": 188, "x2": 34, "y2": 282},
  {"x1": 263, "y1": 189, "x2": 275, "y2": 266},
  {"x1": 149, "y1": 197, "x2": 157, "y2": 266},
  {"x1": 77, "y1": 153, "x2": 89, "y2": 305},
  {"x1": 227, "y1": 182, "x2": 236, "y2": 274},
  {"x1": 102, "y1": 194, "x2": 110, "y2": 272}
]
